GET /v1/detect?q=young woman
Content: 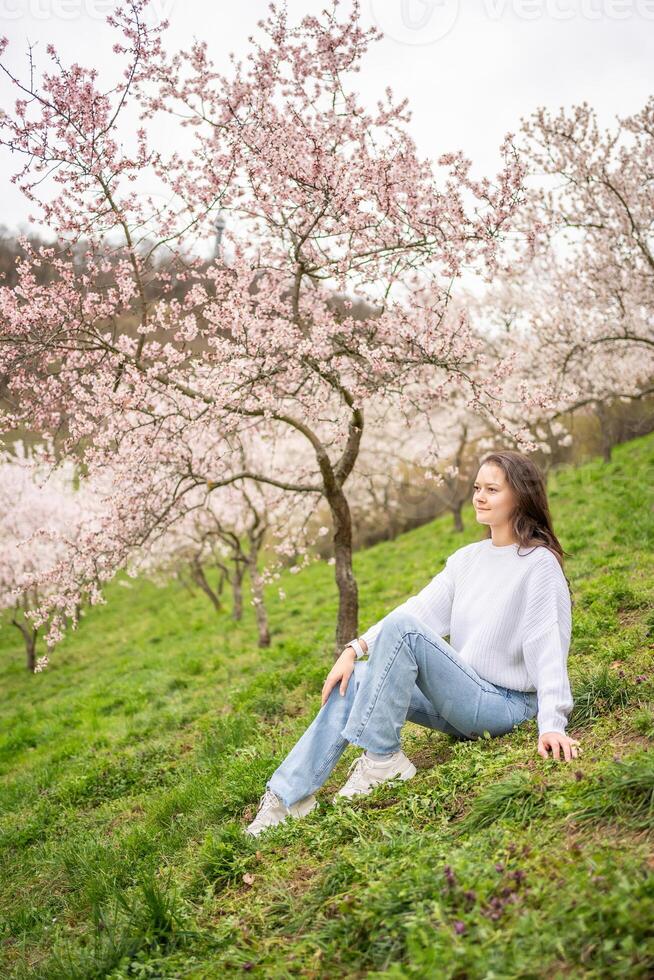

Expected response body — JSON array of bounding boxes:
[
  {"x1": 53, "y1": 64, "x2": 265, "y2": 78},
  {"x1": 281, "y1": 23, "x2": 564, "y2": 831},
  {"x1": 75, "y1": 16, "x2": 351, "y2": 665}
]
[{"x1": 246, "y1": 450, "x2": 581, "y2": 837}]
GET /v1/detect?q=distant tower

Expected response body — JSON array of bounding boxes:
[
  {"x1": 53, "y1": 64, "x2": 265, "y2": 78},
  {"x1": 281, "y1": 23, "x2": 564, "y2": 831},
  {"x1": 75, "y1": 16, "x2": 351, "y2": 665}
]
[{"x1": 213, "y1": 211, "x2": 226, "y2": 259}]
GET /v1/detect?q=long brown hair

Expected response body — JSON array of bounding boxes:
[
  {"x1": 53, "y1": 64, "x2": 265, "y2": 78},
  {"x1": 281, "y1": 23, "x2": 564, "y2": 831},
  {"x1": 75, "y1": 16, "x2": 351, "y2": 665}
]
[{"x1": 478, "y1": 450, "x2": 574, "y2": 605}]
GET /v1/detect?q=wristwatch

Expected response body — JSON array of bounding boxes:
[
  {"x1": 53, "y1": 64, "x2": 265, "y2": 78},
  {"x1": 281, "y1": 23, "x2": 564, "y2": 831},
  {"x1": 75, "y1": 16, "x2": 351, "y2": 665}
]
[{"x1": 346, "y1": 637, "x2": 366, "y2": 660}]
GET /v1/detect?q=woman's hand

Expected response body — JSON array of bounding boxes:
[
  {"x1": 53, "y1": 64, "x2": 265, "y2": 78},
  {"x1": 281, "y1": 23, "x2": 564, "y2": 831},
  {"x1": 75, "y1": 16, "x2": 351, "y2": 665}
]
[
  {"x1": 321, "y1": 647, "x2": 356, "y2": 706},
  {"x1": 538, "y1": 731, "x2": 582, "y2": 762}
]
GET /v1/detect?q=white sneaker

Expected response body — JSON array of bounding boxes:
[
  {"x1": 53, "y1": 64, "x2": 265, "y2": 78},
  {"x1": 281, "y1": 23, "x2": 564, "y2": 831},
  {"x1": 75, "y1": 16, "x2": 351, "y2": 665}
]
[
  {"x1": 334, "y1": 750, "x2": 417, "y2": 800},
  {"x1": 245, "y1": 788, "x2": 318, "y2": 837}
]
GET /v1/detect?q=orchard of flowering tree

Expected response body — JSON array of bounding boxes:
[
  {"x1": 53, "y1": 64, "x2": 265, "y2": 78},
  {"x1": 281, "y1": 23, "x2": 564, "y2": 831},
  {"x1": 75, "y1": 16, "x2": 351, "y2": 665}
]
[
  {"x1": 0, "y1": 1, "x2": 652, "y2": 666},
  {"x1": 0, "y1": 0, "x2": 519, "y2": 657},
  {"x1": 1, "y1": 2, "x2": 654, "y2": 976}
]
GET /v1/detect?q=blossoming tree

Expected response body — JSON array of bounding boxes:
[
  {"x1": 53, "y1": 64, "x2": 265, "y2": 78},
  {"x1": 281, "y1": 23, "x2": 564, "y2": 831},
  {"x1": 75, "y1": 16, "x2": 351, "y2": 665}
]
[
  {"x1": 130, "y1": 431, "x2": 320, "y2": 646},
  {"x1": 0, "y1": 446, "x2": 99, "y2": 670},
  {"x1": 0, "y1": 0, "x2": 533, "y2": 654},
  {"x1": 501, "y1": 97, "x2": 654, "y2": 456}
]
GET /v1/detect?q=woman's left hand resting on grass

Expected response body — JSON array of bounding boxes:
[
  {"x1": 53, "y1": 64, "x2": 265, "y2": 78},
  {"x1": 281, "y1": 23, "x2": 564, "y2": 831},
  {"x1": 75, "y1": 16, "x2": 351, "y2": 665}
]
[{"x1": 538, "y1": 731, "x2": 581, "y2": 762}]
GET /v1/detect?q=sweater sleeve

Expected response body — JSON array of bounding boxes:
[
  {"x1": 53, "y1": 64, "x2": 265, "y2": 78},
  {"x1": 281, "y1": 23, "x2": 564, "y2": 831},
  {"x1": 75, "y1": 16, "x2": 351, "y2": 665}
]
[
  {"x1": 359, "y1": 552, "x2": 457, "y2": 658},
  {"x1": 521, "y1": 556, "x2": 574, "y2": 737}
]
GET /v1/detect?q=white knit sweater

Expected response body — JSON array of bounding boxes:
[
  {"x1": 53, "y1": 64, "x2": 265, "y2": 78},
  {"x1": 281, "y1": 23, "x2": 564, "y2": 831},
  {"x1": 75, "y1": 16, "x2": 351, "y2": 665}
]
[{"x1": 358, "y1": 538, "x2": 574, "y2": 736}]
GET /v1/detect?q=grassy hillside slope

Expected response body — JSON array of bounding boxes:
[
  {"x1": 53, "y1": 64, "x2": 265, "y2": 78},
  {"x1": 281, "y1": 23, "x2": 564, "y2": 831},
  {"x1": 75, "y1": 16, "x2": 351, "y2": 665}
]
[{"x1": 1, "y1": 433, "x2": 653, "y2": 979}]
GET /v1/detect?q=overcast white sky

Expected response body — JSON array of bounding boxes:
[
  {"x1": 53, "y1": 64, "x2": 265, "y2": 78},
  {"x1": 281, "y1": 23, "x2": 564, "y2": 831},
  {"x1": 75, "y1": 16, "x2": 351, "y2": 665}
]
[{"x1": 1, "y1": 0, "x2": 652, "y2": 235}]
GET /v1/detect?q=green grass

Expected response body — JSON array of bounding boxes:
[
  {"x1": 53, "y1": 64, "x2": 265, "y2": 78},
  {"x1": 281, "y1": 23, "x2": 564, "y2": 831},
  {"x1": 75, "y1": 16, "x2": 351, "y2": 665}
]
[{"x1": 1, "y1": 433, "x2": 653, "y2": 979}]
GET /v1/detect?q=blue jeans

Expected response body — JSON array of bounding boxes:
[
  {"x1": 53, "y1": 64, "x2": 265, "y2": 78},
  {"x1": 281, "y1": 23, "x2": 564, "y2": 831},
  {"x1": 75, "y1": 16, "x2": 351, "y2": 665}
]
[{"x1": 267, "y1": 610, "x2": 538, "y2": 807}]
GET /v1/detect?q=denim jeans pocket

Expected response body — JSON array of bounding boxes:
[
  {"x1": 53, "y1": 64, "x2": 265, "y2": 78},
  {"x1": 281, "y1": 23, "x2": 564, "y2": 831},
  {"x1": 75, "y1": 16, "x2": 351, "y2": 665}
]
[
  {"x1": 511, "y1": 691, "x2": 538, "y2": 724},
  {"x1": 501, "y1": 688, "x2": 535, "y2": 726}
]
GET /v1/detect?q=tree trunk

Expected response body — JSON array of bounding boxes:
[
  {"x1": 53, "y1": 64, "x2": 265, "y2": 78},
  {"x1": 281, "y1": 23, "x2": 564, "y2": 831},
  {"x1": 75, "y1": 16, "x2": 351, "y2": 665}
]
[
  {"x1": 176, "y1": 569, "x2": 198, "y2": 598},
  {"x1": 231, "y1": 567, "x2": 245, "y2": 621},
  {"x1": 11, "y1": 617, "x2": 37, "y2": 672},
  {"x1": 595, "y1": 401, "x2": 613, "y2": 463},
  {"x1": 452, "y1": 501, "x2": 464, "y2": 532},
  {"x1": 190, "y1": 560, "x2": 222, "y2": 612},
  {"x1": 25, "y1": 632, "x2": 36, "y2": 672},
  {"x1": 248, "y1": 558, "x2": 270, "y2": 648},
  {"x1": 328, "y1": 486, "x2": 358, "y2": 658}
]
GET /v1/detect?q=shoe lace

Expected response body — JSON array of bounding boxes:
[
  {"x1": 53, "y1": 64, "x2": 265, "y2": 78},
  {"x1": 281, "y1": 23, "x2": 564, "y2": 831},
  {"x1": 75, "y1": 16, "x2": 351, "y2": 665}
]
[
  {"x1": 345, "y1": 754, "x2": 372, "y2": 780},
  {"x1": 255, "y1": 788, "x2": 281, "y2": 818}
]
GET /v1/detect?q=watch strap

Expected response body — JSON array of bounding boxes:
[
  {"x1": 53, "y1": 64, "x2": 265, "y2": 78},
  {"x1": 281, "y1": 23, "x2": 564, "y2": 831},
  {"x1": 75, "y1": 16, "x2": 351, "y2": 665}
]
[{"x1": 346, "y1": 637, "x2": 365, "y2": 660}]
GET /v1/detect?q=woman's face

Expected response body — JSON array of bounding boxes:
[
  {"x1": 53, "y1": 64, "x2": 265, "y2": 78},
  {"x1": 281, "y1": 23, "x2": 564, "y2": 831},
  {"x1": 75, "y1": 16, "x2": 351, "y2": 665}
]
[{"x1": 472, "y1": 462, "x2": 517, "y2": 529}]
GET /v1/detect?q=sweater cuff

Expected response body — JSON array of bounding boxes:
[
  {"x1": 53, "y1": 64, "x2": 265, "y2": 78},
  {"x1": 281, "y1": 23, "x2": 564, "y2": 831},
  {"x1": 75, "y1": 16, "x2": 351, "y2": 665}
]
[{"x1": 537, "y1": 718, "x2": 568, "y2": 737}]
